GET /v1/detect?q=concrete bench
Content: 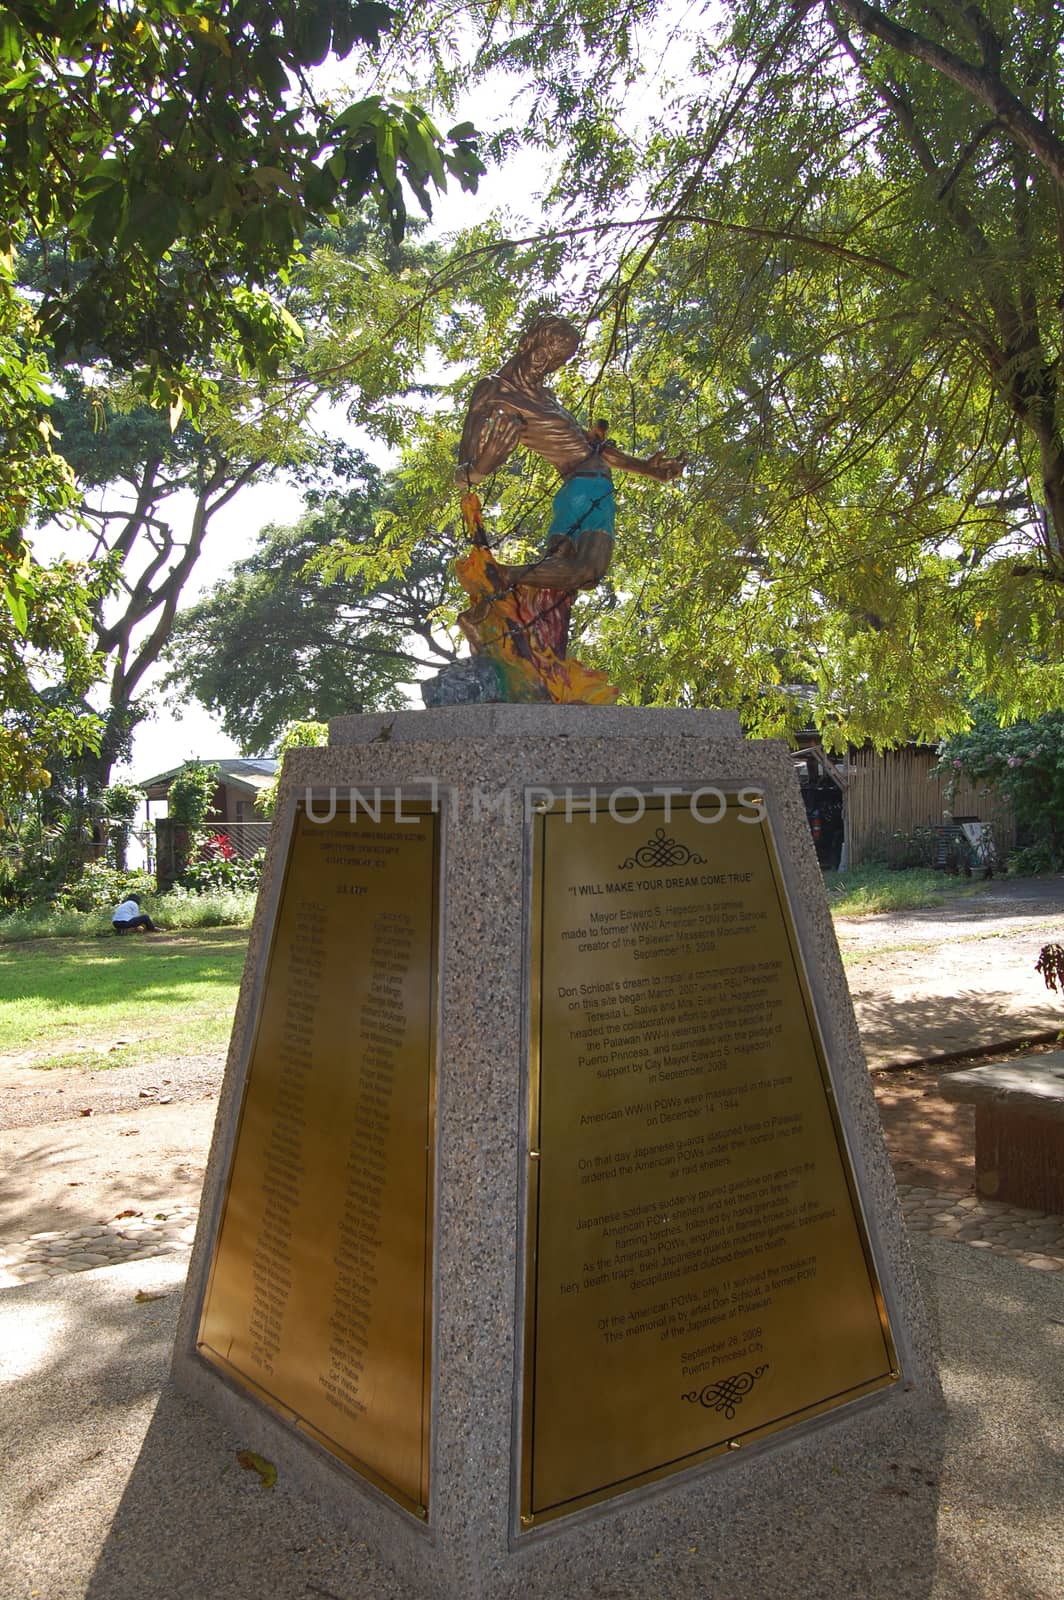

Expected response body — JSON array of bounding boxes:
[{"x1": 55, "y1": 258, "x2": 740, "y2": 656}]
[{"x1": 941, "y1": 1052, "x2": 1064, "y2": 1211}]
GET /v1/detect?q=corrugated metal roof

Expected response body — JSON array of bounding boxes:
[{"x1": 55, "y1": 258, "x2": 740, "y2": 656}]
[{"x1": 136, "y1": 757, "x2": 278, "y2": 794}]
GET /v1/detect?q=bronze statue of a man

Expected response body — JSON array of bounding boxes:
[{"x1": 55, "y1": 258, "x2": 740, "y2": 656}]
[{"x1": 456, "y1": 315, "x2": 684, "y2": 594}]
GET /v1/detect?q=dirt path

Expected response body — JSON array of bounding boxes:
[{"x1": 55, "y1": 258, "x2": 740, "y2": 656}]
[
  {"x1": 0, "y1": 1050, "x2": 226, "y2": 1249},
  {"x1": 3, "y1": 876, "x2": 1064, "y2": 1256},
  {"x1": 0, "y1": 1098, "x2": 217, "y2": 1241},
  {"x1": 0, "y1": 1051, "x2": 992, "y2": 1264},
  {"x1": 0, "y1": 1050, "x2": 226, "y2": 1130},
  {"x1": 836, "y1": 876, "x2": 1064, "y2": 1067}
]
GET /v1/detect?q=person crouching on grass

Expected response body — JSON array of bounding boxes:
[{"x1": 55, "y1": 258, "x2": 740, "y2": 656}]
[{"x1": 111, "y1": 895, "x2": 157, "y2": 935}]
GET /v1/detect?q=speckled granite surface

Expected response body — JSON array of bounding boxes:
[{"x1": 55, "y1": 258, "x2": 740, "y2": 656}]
[{"x1": 172, "y1": 707, "x2": 943, "y2": 1599}]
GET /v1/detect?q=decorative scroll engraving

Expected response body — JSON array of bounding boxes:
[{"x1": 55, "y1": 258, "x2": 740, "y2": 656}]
[
  {"x1": 682, "y1": 1365, "x2": 770, "y2": 1421},
  {"x1": 620, "y1": 827, "x2": 707, "y2": 870}
]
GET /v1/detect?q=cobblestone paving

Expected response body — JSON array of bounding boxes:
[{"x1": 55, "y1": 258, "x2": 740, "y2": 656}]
[
  {"x1": 896, "y1": 1184, "x2": 1064, "y2": 1270},
  {"x1": 0, "y1": 1203, "x2": 198, "y2": 1286},
  {"x1": 0, "y1": 1187, "x2": 1062, "y2": 1285}
]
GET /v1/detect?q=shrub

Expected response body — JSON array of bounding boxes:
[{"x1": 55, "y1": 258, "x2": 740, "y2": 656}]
[
  {"x1": 256, "y1": 721, "x2": 328, "y2": 818},
  {"x1": 862, "y1": 826, "x2": 939, "y2": 870},
  {"x1": 53, "y1": 862, "x2": 156, "y2": 913},
  {"x1": 0, "y1": 824, "x2": 65, "y2": 908},
  {"x1": 936, "y1": 711, "x2": 1064, "y2": 869},
  {"x1": 0, "y1": 905, "x2": 115, "y2": 941},
  {"x1": 1007, "y1": 841, "x2": 1060, "y2": 875},
  {"x1": 155, "y1": 886, "x2": 258, "y2": 928},
  {"x1": 180, "y1": 849, "x2": 265, "y2": 895},
  {"x1": 1036, "y1": 943, "x2": 1064, "y2": 994},
  {"x1": 167, "y1": 761, "x2": 219, "y2": 874},
  {"x1": 0, "y1": 886, "x2": 258, "y2": 941},
  {"x1": 168, "y1": 762, "x2": 219, "y2": 829}
]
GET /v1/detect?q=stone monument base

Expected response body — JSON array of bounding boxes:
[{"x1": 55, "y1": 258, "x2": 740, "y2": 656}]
[{"x1": 173, "y1": 706, "x2": 943, "y2": 1599}]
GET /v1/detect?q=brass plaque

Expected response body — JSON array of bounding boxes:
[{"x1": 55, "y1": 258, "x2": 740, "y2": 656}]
[
  {"x1": 522, "y1": 793, "x2": 896, "y2": 1523},
  {"x1": 198, "y1": 800, "x2": 438, "y2": 1515}
]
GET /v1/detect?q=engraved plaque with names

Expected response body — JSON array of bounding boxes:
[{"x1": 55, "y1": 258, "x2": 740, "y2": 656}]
[
  {"x1": 198, "y1": 801, "x2": 438, "y2": 1514},
  {"x1": 522, "y1": 794, "x2": 896, "y2": 1523}
]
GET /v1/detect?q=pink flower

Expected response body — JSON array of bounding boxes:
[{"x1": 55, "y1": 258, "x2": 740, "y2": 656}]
[
  {"x1": 1007, "y1": 756, "x2": 1022, "y2": 767},
  {"x1": 952, "y1": 759, "x2": 963, "y2": 768}
]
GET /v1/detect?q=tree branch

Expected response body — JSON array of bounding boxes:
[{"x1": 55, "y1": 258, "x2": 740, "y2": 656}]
[
  {"x1": 936, "y1": 118, "x2": 1000, "y2": 200},
  {"x1": 828, "y1": 0, "x2": 1064, "y2": 187},
  {"x1": 825, "y1": 4, "x2": 1033, "y2": 374}
]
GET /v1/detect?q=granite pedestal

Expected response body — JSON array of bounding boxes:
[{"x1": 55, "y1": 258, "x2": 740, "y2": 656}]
[{"x1": 172, "y1": 706, "x2": 943, "y2": 1599}]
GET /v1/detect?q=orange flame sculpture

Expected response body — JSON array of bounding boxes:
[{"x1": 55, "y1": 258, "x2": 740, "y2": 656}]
[{"x1": 454, "y1": 494, "x2": 618, "y2": 705}]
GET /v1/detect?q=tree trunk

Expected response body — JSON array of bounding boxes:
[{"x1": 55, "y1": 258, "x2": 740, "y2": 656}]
[
  {"x1": 1038, "y1": 432, "x2": 1064, "y2": 567},
  {"x1": 76, "y1": 706, "x2": 145, "y2": 796}
]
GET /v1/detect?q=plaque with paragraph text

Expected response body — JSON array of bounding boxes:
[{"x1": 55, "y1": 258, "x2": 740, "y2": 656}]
[
  {"x1": 198, "y1": 801, "x2": 438, "y2": 1515},
  {"x1": 522, "y1": 793, "x2": 896, "y2": 1523}
]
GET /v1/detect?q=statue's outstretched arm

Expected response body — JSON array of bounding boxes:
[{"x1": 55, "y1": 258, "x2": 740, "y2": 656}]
[
  {"x1": 601, "y1": 440, "x2": 686, "y2": 482},
  {"x1": 456, "y1": 378, "x2": 526, "y2": 485}
]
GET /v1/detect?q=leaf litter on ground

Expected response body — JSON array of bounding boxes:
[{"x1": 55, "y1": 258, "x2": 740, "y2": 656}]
[{"x1": 236, "y1": 1449, "x2": 277, "y2": 1488}]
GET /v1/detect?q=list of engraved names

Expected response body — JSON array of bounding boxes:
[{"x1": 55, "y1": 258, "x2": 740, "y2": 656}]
[
  {"x1": 248, "y1": 897, "x2": 323, "y2": 1374},
  {"x1": 198, "y1": 807, "x2": 437, "y2": 1511}
]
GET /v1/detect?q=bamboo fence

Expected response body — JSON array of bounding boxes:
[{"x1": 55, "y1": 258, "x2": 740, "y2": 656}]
[{"x1": 845, "y1": 745, "x2": 1014, "y2": 867}]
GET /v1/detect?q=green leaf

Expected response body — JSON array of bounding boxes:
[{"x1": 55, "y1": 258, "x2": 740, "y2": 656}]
[
  {"x1": 302, "y1": 161, "x2": 339, "y2": 209},
  {"x1": 375, "y1": 121, "x2": 397, "y2": 196},
  {"x1": 251, "y1": 39, "x2": 289, "y2": 99},
  {"x1": 403, "y1": 115, "x2": 446, "y2": 191},
  {"x1": 116, "y1": 189, "x2": 180, "y2": 257},
  {"x1": 293, "y1": 3, "x2": 332, "y2": 68},
  {"x1": 3, "y1": 582, "x2": 28, "y2": 635},
  {"x1": 330, "y1": 96, "x2": 382, "y2": 135}
]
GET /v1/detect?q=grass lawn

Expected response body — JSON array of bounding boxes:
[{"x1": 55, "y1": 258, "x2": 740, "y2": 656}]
[
  {"x1": 0, "y1": 869, "x2": 1003, "y2": 1068},
  {"x1": 0, "y1": 927, "x2": 249, "y2": 1069},
  {"x1": 823, "y1": 865, "x2": 990, "y2": 916}
]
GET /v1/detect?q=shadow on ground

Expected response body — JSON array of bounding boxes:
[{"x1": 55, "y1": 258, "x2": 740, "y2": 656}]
[
  {"x1": 874, "y1": 1067, "x2": 976, "y2": 1190},
  {"x1": 0, "y1": 1111, "x2": 210, "y2": 1244},
  {"x1": 850, "y1": 985, "x2": 1061, "y2": 1068},
  {"x1": 0, "y1": 1268, "x2": 944, "y2": 1600},
  {"x1": 4, "y1": 1239, "x2": 1062, "y2": 1599},
  {"x1": 0, "y1": 1263, "x2": 403, "y2": 1600},
  {"x1": 913, "y1": 1237, "x2": 1064, "y2": 1599}
]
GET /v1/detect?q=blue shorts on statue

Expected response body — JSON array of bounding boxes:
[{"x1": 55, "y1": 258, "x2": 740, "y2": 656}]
[{"x1": 548, "y1": 476, "x2": 615, "y2": 542}]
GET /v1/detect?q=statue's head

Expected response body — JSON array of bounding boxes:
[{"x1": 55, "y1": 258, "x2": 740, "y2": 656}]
[{"x1": 514, "y1": 315, "x2": 581, "y2": 378}]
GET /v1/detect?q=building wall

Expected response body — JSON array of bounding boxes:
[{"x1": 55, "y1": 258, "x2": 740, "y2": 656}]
[
  {"x1": 210, "y1": 783, "x2": 252, "y2": 822},
  {"x1": 846, "y1": 745, "x2": 1015, "y2": 866}
]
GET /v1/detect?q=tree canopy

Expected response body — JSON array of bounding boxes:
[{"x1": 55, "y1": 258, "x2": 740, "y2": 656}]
[
  {"x1": 2, "y1": 0, "x2": 482, "y2": 382},
  {"x1": 0, "y1": 2, "x2": 483, "y2": 802},
  {"x1": 10, "y1": 0, "x2": 1064, "y2": 774},
  {"x1": 165, "y1": 473, "x2": 457, "y2": 749},
  {"x1": 41, "y1": 372, "x2": 290, "y2": 787},
  {"x1": 374, "y1": 0, "x2": 1064, "y2": 744},
  {"x1": 38, "y1": 203, "x2": 471, "y2": 782}
]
